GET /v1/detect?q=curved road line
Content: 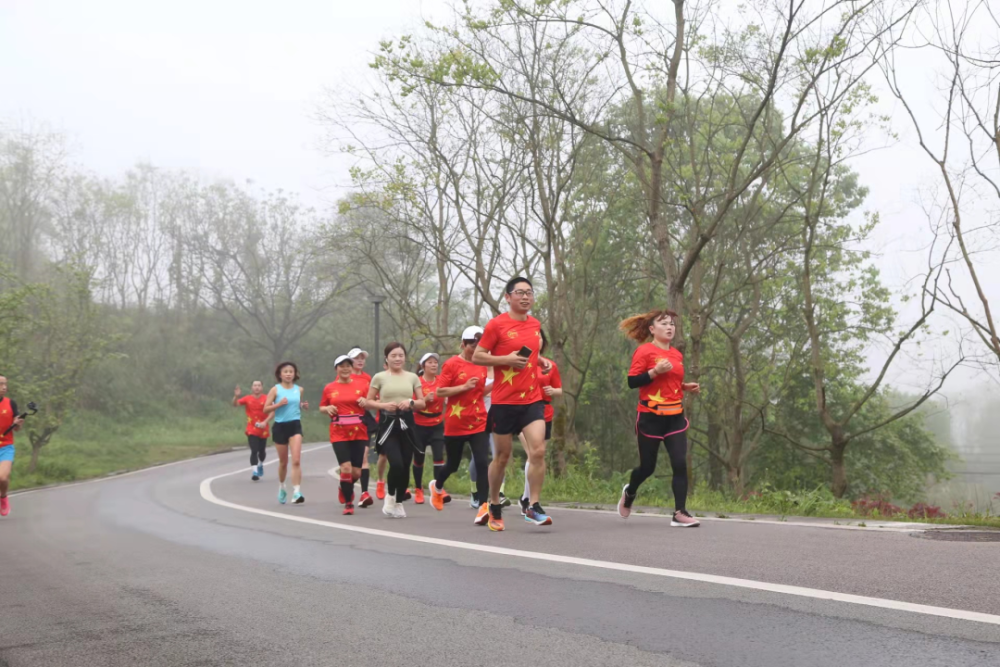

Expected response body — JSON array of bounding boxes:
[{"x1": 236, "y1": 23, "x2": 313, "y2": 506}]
[{"x1": 201, "y1": 454, "x2": 1000, "y2": 627}]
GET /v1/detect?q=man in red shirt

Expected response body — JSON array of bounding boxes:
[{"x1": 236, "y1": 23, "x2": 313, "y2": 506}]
[
  {"x1": 233, "y1": 380, "x2": 272, "y2": 481},
  {"x1": 473, "y1": 277, "x2": 552, "y2": 531},
  {"x1": 429, "y1": 326, "x2": 492, "y2": 515},
  {"x1": 0, "y1": 375, "x2": 25, "y2": 517}
]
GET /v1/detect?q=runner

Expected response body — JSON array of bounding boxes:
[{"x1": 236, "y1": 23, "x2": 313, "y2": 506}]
[
  {"x1": 362, "y1": 343, "x2": 426, "y2": 518},
  {"x1": 520, "y1": 328, "x2": 561, "y2": 515},
  {"x1": 320, "y1": 355, "x2": 370, "y2": 515},
  {"x1": 348, "y1": 347, "x2": 375, "y2": 508},
  {"x1": 411, "y1": 352, "x2": 445, "y2": 505},
  {"x1": 429, "y1": 326, "x2": 491, "y2": 521},
  {"x1": 263, "y1": 361, "x2": 310, "y2": 505},
  {"x1": 473, "y1": 277, "x2": 552, "y2": 531},
  {"x1": 232, "y1": 381, "x2": 271, "y2": 481},
  {"x1": 0, "y1": 375, "x2": 26, "y2": 517},
  {"x1": 617, "y1": 309, "x2": 701, "y2": 527}
]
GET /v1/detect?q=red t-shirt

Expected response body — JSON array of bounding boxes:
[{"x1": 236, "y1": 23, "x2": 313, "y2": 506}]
[
  {"x1": 478, "y1": 313, "x2": 543, "y2": 405},
  {"x1": 320, "y1": 377, "x2": 370, "y2": 443},
  {"x1": 414, "y1": 375, "x2": 445, "y2": 427},
  {"x1": 438, "y1": 356, "x2": 488, "y2": 437},
  {"x1": 237, "y1": 395, "x2": 270, "y2": 438},
  {"x1": 629, "y1": 343, "x2": 684, "y2": 414},
  {"x1": 0, "y1": 397, "x2": 16, "y2": 446},
  {"x1": 538, "y1": 363, "x2": 562, "y2": 422}
]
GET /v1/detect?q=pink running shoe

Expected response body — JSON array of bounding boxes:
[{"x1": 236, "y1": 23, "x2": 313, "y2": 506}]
[
  {"x1": 617, "y1": 484, "x2": 634, "y2": 519},
  {"x1": 671, "y1": 509, "x2": 700, "y2": 527},
  {"x1": 0, "y1": 496, "x2": 9, "y2": 517}
]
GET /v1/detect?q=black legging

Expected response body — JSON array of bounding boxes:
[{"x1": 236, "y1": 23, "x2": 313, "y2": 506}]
[
  {"x1": 627, "y1": 412, "x2": 689, "y2": 511},
  {"x1": 436, "y1": 431, "x2": 490, "y2": 503},
  {"x1": 247, "y1": 435, "x2": 267, "y2": 466},
  {"x1": 378, "y1": 412, "x2": 418, "y2": 503},
  {"x1": 412, "y1": 423, "x2": 445, "y2": 489}
]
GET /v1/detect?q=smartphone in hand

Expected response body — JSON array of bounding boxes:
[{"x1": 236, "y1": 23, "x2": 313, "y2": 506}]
[{"x1": 517, "y1": 346, "x2": 532, "y2": 358}]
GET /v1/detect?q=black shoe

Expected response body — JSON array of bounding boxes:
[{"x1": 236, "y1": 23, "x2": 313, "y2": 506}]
[{"x1": 519, "y1": 496, "x2": 530, "y2": 516}]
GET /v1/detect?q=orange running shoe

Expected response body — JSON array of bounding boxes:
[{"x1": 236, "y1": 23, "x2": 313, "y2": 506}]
[
  {"x1": 359, "y1": 492, "x2": 374, "y2": 508},
  {"x1": 487, "y1": 504, "x2": 504, "y2": 532},
  {"x1": 414, "y1": 488, "x2": 425, "y2": 504},
  {"x1": 343, "y1": 503, "x2": 355, "y2": 515},
  {"x1": 474, "y1": 501, "x2": 491, "y2": 526},
  {"x1": 376, "y1": 480, "x2": 386, "y2": 500},
  {"x1": 429, "y1": 480, "x2": 445, "y2": 511}
]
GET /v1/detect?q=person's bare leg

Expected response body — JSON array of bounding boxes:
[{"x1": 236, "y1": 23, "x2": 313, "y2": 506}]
[
  {"x1": 520, "y1": 420, "x2": 547, "y2": 505},
  {"x1": 290, "y1": 436, "x2": 303, "y2": 486},
  {"x1": 0, "y1": 460, "x2": 12, "y2": 497},
  {"x1": 377, "y1": 453, "x2": 388, "y2": 482},
  {"x1": 276, "y1": 445, "x2": 289, "y2": 483},
  {"x1": 489, "y1": 434, "x2": 513, "y2": 505}
]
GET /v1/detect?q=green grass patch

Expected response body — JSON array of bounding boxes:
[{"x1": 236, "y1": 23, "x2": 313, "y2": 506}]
[{"x1": 8, "y1": 405, "x2": 330, "y2": 492}]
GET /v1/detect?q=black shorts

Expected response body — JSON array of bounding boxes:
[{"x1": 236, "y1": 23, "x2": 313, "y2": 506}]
[
  {"x1": 332, "y1": 439, "x2": 367, "y2": 468},
  {"x1": 635, "y1": 411, "x2": 688, "y2": 440},
  {"x1": 413, "y1": 423, "x2": 445, "y2": 459},
  {"x1": 489, "y1": 401, "x2": 545, "y2": 436},
  {"x1": 272, "y1": 420, "x2": 303, "y2": 445},
  {"x1": 247, "y1": 435, "x2": 268, "y2": 449}
]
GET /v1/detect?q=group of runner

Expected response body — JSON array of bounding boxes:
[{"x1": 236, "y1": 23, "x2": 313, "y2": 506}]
[{"x1": 229, "y1": 276, "x2": 702, "y2": 531}]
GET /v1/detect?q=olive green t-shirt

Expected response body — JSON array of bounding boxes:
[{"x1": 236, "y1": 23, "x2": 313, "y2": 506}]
[{"x1": 370, "y1": 371, "x2": 421, "y2": 405}]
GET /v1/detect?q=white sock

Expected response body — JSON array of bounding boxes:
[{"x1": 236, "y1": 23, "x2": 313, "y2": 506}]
[
  {"x1": 293, "y1": 485, "x2": 301, "y2": 495},
  {"x1": 279, "y1": 481, "x2": 286, "y2": 490},
  {"x1": 522, "y1": 460, "x2": 531, "y2": 502}
]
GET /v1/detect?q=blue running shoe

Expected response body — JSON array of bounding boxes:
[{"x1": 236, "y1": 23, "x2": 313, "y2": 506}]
[
  {"x1": 278, "y1": 487, "x2": 288, "y2": 504},
  {"x1": 292, "y1": 491, "x2": 305, "y2": 504},
  {"x1": 524, "y1": 503, "x2": 553, "y2": 526},
  {"x1": 257, "y1": 464, "x2": 265, "y2": 478},
  {"x1": 251, "y1": 469, "x2": 260, "y2": 482}
]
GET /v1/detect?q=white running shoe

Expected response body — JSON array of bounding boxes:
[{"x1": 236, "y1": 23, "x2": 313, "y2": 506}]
[
  {"x1": 383, "y1": 496, "x2": 397, "y2": 517},
  {"x1": 392, "y1": 503, "x2": 407, "y2": 519}
]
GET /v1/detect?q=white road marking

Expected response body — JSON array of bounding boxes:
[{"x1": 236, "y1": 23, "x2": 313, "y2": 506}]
[{"x1": 201, "y1": 459, "x2": 1000, "y2": 627}]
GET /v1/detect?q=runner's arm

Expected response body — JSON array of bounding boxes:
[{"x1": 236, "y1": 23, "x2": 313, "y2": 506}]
[{"x1": 262, "y1": 387, "x2": 280, "y2": 414}]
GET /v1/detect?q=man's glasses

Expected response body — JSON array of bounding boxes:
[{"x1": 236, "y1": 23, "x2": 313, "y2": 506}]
[{"x1": 510, "y1": 289, "x2": 534, "y2": 297}]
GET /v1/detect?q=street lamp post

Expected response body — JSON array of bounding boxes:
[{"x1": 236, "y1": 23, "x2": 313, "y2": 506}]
[{"x1": 369, "y1": 294, "x2": 386, "y2": 366}]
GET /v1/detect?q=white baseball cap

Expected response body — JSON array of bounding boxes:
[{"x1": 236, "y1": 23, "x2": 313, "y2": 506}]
[
  {"x1": 461, "y1": 325, "x2": 484, "y2": 341},
  {"x1": 419, "y1": 352, "x2": 440, "y2": 367},
  {"x1": 347, "y1": 347, "x2": 367, "y2": 359},
  {"x1": 334, "y1": 354, "x2": 353, "y2": 367}
]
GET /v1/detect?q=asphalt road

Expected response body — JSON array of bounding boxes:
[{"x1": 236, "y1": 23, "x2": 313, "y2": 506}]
[{"x1": 1, "y1": 444, "x2": 998, "y2": 667}]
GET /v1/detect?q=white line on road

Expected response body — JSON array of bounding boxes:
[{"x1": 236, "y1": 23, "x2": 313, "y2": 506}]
[{"x1": 201, "y1": 461, "x2": 1000, "y2": 627}]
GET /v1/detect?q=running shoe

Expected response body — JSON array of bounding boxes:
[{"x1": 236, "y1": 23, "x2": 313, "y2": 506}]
[
  {"x1": 383, "y1": 496, "x2": 397, "y2": 517},
  {"x1": 671, "y1": 510, "x2": 700, "y2": 527},
  {"x1": 403, "y1": 489, "x2": 412, "y2": 502},
  {"x1": 292, "y1": 491, "x2": 305, "y2": 504},
  {"x1": 519, "y1": 496, "x2": 530, "y2": 516},
  {"x1": 618, "y1": 484, "x2": 635, "y2": 519},
  {"x1": 474, "y1": 500, "x2": 491, "y2": 526},
  {"x1": 499, "y1": 492, "x2": 512, "y2": 508},
  {"x1": 442, "y1": 490, "x2": 452, "y2": 504},
  {"x1": 251, "y1": 470, "x2": 259, "y2": 482},
  {"x1": 343, "y1": 503, "x2": 355, "y2": 516},
  {"x1": 0, "y1": 496, "x2": 9, "y2": 517},
  {"x1": 376, "y1": 480, "x2": 386, "y2": 500},
  {"x1": 487, "y1": 504, "x2": 505, "y2": 532},
  {"x1": 338, "y1": 487, "x2": 346, "y2": 504},
  {"x1": 429, "y1": 480, "x2": 445, "y2": 511},
  {"x1": 469, "y1": 495, "x2": 481, "y2": 510},
  {"x1": 278, "y1": 487, "x2": 288, "y2": 504},
  {"x1": 257, "y1": 464, "x2": 265, "y2": 478},
  {"x1": 414, "y1": 488, "x2": 425, "y2": 504},
  {"x1": 524, "y1": 503, "x2": 553, "y2": 526},
  {"x1": 392, "y1": 503, "x2": 407, "y2": 519},
  {"x1": 359, "y1": 491, "x2": 374, "y2": 508}
]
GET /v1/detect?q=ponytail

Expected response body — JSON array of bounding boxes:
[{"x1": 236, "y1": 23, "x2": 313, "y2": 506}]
[{"x1": 618, "y1": 309, "x2": 678, "y2": 343}]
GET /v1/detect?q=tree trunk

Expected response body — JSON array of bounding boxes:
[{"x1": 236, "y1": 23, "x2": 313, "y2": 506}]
[
  {"x1": 831, "y1": 441, "x2": 848, "y2": 499},
  {"x1": 29, "y1": 445, "x2": 40, "y2": 473},
  {"x1": 707, "y1": 419, "x2": 724, "y2": 490}
]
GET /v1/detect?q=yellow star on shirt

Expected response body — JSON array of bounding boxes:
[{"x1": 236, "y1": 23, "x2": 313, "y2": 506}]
[
  {"x1": 520, "y1": 392, "x2": 526, "y2": 399},
  {"x1": 450, "y1": 404, "x2": 466, "y2": 417},
  {"x1": 501, "y1": 368, "x2": 519, "y2": 385},
  {"x1": 648, "y1": 390, "x2": 665, "y2": 403}
]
